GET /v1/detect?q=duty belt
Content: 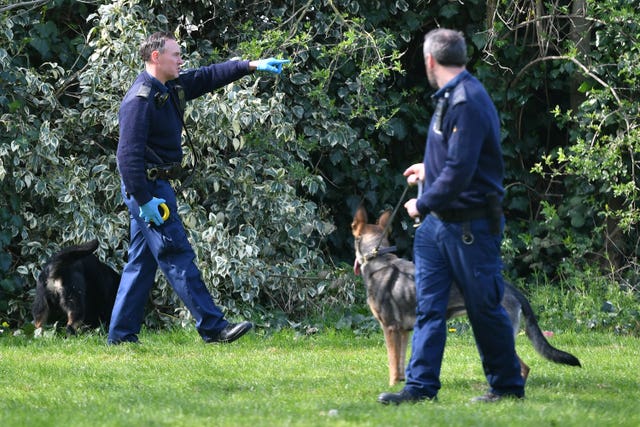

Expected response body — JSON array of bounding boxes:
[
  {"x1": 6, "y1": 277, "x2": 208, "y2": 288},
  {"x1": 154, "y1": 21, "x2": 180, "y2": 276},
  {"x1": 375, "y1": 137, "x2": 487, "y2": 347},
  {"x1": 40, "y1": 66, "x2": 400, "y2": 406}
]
[
  {"x1": 431, "y1": 193, "x2": 503, "y2": 238},
  {"x1": 431, "y1": 205, "x2": 503, "y2": 239},
  {"x1": 146, "y1": 163, "x2": 183, "y2": 181},
  {"x1": 431, "y1": 207, "x2": 495, "y2": 223}
]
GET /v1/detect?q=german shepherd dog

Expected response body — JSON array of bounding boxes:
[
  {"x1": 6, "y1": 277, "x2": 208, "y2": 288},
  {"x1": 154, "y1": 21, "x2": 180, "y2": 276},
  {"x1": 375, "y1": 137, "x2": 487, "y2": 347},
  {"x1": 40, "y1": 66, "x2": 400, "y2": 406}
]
[
  {"x1": 32, "y1": 239, "x2": 120, "y2": 335},
  {"x1": 352, "y1": 206, "x2": 581, "y2": 385}
]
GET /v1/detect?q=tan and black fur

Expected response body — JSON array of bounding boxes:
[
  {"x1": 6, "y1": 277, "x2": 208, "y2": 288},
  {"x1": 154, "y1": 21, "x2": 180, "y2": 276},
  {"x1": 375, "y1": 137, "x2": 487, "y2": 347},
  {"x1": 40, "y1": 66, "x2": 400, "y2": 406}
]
[
  {"x1": 352, "y1": 205, "x2": 581, "y2": 386},
  {"x1": 32, "y1": 239, "x2": 120, "y2": 335}
]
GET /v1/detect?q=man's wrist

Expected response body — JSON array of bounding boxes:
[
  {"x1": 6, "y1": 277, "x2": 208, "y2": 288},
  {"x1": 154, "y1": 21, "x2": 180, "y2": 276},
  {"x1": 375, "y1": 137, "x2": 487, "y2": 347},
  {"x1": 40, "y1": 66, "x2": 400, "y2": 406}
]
[{"x1": 416, "y1": 198, "x2": 430, "y2": 216}]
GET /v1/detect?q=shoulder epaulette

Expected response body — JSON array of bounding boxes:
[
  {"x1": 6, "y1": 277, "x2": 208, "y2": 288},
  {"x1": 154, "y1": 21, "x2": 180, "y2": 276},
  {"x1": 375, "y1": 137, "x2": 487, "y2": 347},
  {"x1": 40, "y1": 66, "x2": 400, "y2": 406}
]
[
  {"x1": 136, "y1": 82, "x2": 152, "y2": 99},
  {"x1": 450, "y1": 84, "x2": 467, "y2": 106}
]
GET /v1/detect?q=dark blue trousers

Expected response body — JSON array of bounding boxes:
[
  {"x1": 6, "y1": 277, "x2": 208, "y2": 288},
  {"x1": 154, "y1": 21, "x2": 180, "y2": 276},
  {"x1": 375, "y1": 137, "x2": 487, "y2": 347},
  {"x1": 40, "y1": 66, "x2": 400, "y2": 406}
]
[
  {"x1": 108, "y1": 180, "x2": 228, "y2": 344},
  {"x1": 404, "y1": 214, "x2": 524, "y2": 398}
]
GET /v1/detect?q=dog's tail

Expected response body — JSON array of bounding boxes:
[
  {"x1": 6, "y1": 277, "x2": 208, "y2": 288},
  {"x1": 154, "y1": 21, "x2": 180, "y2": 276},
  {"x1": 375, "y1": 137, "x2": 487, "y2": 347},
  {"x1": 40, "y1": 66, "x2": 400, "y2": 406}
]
[
  {"x1": 46, "y1": 239, "x2": 99, "y2": 276},
  {"x1": 511, "y1": 284, "x2": 582, "y2": 367}
]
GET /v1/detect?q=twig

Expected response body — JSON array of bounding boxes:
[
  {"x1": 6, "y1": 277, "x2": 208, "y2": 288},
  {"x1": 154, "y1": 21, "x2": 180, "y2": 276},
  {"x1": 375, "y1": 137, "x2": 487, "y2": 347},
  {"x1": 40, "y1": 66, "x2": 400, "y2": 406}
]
[{"x1": 0, "y1": 0, "x2": 50, "y2": 14}]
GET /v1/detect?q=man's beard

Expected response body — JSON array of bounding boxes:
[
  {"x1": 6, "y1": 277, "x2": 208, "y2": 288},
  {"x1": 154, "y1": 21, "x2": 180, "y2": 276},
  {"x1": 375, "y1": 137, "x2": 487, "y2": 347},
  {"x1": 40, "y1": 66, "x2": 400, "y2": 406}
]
[{"x1": 427, "y1": 67, "x2": 438, "y2": 89}]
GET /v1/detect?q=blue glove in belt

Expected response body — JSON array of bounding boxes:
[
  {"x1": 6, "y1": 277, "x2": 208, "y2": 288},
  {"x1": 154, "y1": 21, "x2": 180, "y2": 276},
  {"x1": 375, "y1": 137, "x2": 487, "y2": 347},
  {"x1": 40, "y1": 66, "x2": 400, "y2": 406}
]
[{"x1": 139, "y1": 197, "x2": 166, "y2": 225}]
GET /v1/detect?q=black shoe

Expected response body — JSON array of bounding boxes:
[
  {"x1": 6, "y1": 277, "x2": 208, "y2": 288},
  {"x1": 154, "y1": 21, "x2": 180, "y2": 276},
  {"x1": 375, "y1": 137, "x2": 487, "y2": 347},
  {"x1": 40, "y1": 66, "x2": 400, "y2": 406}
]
[
  {"x1": 206, "y1": 321, "x2": 253, "y2": 343},
  {"x1": 471, "y1": 392, "x2": 524, "y2": 403},
  {"x1": 107, "y1": 336, "x2": 140, "y2": 345},
  {"x1": 378, "y1": 389, "x2": 433, "y2": 405}
]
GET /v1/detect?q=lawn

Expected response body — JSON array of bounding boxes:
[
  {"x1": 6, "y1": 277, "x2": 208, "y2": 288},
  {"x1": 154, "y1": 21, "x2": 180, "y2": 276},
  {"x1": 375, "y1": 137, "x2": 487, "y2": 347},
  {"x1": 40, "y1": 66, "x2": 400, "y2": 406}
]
[{"x1": 0, "y1": 327, "x2": 637, "y2": 427}]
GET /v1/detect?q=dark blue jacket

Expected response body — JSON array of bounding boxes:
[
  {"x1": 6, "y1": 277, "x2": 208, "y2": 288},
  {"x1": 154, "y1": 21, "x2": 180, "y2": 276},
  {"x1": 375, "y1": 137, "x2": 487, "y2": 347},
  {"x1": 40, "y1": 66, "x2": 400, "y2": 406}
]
[
  {"x1": 416, "y1": 70, "x2": 504, "y2": 215},
  {"x1": 117, "y1": 60, "x2": 251, "y2": 205}
]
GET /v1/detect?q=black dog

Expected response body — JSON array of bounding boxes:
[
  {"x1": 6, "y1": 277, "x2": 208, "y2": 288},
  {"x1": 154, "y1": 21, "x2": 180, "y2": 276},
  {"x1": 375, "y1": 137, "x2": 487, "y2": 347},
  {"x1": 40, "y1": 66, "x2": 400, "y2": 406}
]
[{"x1": 32, "y1": 239, "x2": 120, "y2": 335}]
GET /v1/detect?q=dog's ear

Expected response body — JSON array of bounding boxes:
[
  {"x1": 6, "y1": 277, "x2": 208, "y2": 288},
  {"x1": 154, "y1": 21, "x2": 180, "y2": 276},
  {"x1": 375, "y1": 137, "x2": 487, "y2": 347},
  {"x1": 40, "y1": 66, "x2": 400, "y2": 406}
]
[
  {"x1": 352, "y1": 205, "x2": 368, "y2": 236},
  {"x1": 377, "y1": 210, "x2": 392, "y2": 231}
]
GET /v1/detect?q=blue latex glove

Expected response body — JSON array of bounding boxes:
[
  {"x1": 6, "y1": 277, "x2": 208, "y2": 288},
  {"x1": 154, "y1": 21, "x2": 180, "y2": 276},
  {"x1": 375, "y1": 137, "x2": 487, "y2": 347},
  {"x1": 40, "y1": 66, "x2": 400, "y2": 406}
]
[
  {"x1": 254, "y1": 58, "x2": 290, "y2": 74},
  {"x1": 139, "y1": 197, "x2": 166, "y2": 225}
]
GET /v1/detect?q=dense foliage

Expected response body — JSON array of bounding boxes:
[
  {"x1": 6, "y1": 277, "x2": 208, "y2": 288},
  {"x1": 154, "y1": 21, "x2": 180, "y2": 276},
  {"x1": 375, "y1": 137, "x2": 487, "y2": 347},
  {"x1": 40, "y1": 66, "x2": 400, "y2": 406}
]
[{"x1": 1, "y1": 0, "x2": 638, "y2": 332}]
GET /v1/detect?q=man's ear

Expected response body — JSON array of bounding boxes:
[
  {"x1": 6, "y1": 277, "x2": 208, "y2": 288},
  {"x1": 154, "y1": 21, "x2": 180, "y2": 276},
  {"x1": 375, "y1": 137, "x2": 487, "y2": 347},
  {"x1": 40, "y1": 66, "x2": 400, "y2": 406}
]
[
  {"x1": 150, "y1": 50, "x2": 160, "y2": 64},
  {"x1": 426, "y1": 53, "x2": 435, "y2": 69}
]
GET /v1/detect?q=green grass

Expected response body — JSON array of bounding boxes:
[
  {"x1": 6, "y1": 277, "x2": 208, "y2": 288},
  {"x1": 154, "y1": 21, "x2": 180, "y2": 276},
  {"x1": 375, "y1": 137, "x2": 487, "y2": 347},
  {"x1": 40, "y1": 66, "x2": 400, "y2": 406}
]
[{"x1": 1, "y1": 327, "x2": 638, "y2": 427}]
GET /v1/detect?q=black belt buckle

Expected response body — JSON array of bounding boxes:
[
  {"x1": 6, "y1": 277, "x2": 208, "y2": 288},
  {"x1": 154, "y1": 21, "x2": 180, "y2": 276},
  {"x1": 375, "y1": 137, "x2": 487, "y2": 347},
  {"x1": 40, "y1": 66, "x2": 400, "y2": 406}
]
[
  {"x1": 146, "y1": 163, "x2": 182, "y2": 181},
  {"x1": 146, "y1": 167, "x2": 160, "y2": 181}
]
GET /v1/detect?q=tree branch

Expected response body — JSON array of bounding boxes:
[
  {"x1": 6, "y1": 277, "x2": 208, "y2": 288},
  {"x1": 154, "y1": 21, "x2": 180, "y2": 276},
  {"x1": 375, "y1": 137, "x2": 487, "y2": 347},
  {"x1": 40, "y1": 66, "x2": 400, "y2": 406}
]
[
  {"x1": 511, "y1": 55, "x2": 622, "y2": 107},
  {"x1": 0, "y1": 0, "x2": 50, "y2": 14}
]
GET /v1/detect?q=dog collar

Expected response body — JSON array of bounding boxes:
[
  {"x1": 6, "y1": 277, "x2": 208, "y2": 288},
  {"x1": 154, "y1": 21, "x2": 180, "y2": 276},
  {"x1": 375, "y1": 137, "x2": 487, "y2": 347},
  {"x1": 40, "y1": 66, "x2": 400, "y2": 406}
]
[{"x1": 362, "y1": 245, "x2": 397, "y2": 263}]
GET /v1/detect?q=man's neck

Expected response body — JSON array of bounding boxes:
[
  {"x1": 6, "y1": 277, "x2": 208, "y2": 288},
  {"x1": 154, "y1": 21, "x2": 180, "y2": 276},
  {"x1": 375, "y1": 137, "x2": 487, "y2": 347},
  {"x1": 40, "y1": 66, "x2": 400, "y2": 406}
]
[
  {"x1": 437, "y1": 66, "x2": 465, "y2": 89},
  {"x1": 145, "y1": 64, "x2": 167, "y2": 84}
]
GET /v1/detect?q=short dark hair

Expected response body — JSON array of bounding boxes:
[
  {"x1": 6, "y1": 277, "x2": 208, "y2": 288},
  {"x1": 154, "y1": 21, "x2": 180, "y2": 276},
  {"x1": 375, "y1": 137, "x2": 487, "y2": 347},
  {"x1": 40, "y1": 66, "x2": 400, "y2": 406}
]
[
  {"x1": 139, "y1": 31, "x2": 175, "y2": 62},
  {"x1": 423, "y1": 29, "x2": 468, "y2": 66}
]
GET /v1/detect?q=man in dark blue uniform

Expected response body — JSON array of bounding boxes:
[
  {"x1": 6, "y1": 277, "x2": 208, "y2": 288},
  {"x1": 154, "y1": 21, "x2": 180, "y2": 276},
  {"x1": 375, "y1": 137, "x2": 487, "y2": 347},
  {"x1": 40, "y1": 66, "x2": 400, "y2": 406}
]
[
  {"x1": 108, "y1": 31, "x2": 288, "y2": 345},
  {"x1": 378, "y1": 29, "x2": 525, "y2": 403}
]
